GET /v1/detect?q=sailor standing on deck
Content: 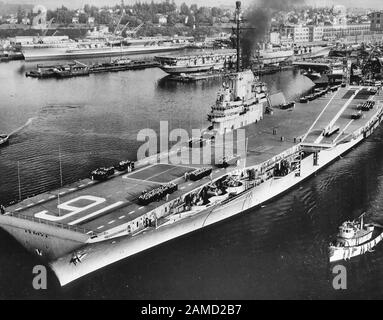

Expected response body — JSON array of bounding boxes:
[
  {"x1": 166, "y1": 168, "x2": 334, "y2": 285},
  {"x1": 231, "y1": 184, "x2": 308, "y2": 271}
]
[{"x1": 0, "y1": 205, "x2": 5, "y2": 215}]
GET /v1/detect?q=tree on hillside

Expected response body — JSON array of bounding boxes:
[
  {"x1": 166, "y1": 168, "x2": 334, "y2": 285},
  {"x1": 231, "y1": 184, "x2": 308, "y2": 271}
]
[
  {"x1": 167, "y1": 13, "x2": 178, "y2": 26},
  {"x1": 180, "y1": 2, "x2": 190, "y2": 16},
  {"x1": 211, "y1": 7, "x2": 223, "y2": 17},
  {"x1": 190, "y1": 4, "x2": 198, "y2": 14},
  {"x1": 78, "y1": 13, "x2": 89, "y2": 24},
  {"x1": 16, "y1": 6, "x2": 25, "y2": 24}
]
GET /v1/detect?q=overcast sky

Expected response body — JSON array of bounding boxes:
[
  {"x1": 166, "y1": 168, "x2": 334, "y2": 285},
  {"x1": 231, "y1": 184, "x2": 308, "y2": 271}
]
[{"x1": 8, "y1": 0, "x2": 383, "y2": 10}]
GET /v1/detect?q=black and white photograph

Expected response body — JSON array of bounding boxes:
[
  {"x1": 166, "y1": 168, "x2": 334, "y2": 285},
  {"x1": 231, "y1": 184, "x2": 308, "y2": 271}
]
[{"x1": 0, "y1": 0, "x2": 383, "y2": 303}]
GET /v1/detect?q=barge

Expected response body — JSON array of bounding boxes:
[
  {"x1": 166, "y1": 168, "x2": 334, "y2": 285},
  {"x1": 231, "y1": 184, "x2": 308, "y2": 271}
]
[
  {"x1": 89, "y1": 58, "x2": 159, "y2": 73},
  {"x1": 26, "y1": 58, "x2": 159, "y2": 79},
  {"x1": 0, "y1": 51, "x2": 24, "y2": 62},
  {"x1": 26, "y1": 62, "x2": 89, "y2": 79}
]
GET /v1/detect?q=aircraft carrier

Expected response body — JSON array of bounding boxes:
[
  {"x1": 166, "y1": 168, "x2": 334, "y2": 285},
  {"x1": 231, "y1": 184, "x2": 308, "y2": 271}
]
[{"x1": 1, "y1": 82, "x2": 382, "y2": 285}]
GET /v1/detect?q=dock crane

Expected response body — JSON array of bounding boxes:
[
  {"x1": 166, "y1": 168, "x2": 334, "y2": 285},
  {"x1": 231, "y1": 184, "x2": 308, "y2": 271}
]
[
  {"x1": 41, "y1": 18, "x2": 54, "y2": 37},
  {"x1": 125, "y1": 23, "x2": 144, "y2": 37},
  {"x1": 35, "y1": 18, "x2": 54, "y2": 43},
  {"x1": 73, "y1": 60, "x2": 88, "y2": 68},
  {"x1": 118, "y1": 22, "x2": 130, "y2": 37},
  {"x1": 113, "y1": 14, "x2": 124, "y2": 36}
]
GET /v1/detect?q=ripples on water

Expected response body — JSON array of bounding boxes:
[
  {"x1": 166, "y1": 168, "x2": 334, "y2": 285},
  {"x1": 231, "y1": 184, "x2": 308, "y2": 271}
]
[{"x1": 1, "y1": 59, "x2": 383, "y2": 299}]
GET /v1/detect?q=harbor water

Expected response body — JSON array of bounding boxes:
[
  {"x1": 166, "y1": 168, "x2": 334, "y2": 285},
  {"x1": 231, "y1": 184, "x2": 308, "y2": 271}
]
[{"x1": 1, "y1": 58, "x2": 383, "y2": 299}]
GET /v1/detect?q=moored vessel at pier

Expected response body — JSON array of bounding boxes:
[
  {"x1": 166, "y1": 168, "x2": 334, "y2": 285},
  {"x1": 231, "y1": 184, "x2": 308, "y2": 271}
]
[
  {"x1": 26, "y1": 62, "x2": 89, "y2": 79},
  {"x1": 22, "y1": 37, "x2": 190, "y2": 62},
  {"x1": 156, "y1": 50, "x2": 237, "y2": 75}
]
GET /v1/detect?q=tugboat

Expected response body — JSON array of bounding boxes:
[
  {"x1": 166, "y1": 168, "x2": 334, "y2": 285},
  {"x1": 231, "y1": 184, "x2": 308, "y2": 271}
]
[
  {"x1": 0, "y1": 134, "x2": 9, "y2": 147},
  {"x1": 329, "y1": 213, "x2": 383, "y2": 262}
]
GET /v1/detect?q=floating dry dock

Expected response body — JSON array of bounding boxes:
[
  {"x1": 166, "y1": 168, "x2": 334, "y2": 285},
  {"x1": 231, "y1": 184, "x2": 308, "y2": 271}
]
[{"x1": 1, "y1": 85, "x2": 383, "y2": 285}]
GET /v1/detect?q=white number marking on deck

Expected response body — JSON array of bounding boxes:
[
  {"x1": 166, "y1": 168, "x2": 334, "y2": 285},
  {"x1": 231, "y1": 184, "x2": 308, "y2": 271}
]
[
  {"x1": 68, "y1": 201, "x2": 124, "y2": 225},
  {"x1": 34, "y1": 195, "x2": 106, "y2": 222}
]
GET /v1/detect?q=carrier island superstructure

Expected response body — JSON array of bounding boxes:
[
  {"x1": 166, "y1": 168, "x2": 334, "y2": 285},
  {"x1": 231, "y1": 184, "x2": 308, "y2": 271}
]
[{"x1": 1, "y1": 3, "x2": 383, "y2": 286}]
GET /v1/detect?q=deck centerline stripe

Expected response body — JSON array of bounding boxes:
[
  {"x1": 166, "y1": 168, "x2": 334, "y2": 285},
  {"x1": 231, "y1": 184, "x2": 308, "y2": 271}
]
[
  {"x1": 302, "y1": 91, "x2": 338, "y2": 142},
  {"x1": 314, "y1": 90, "x2": 359, "y2": 144},
  {"x1": 333, "y1": 119, "x2": 354, "y2": 143}
]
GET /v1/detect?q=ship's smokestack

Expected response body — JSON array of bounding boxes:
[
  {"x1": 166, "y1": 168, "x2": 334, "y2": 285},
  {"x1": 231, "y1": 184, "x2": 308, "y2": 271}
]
[
  {"x1": 241, "y1": 0, "x2": 305, "y2": 68},
  {"x1": 235, "y1": 1, "x2": 242, "y2": 72}
]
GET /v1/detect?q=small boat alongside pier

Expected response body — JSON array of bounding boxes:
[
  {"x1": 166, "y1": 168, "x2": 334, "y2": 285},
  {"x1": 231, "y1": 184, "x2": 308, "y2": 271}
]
[
  {"x1": 26, "y1": 62, "x2": 89, "y2": 79},
  {"x1": 0, "y1": 50, "x2": 24, "y2": 62}
]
